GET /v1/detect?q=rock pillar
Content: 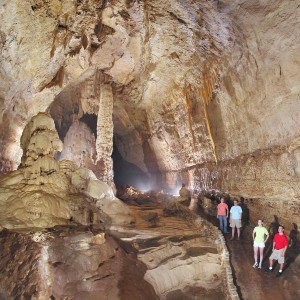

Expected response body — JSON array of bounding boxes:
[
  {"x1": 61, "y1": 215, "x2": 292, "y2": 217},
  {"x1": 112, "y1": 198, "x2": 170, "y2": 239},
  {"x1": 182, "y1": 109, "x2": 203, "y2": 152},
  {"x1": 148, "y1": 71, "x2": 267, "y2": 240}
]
[{"x1": 95, "y1": 83, "x2": 114, "y2": 188}]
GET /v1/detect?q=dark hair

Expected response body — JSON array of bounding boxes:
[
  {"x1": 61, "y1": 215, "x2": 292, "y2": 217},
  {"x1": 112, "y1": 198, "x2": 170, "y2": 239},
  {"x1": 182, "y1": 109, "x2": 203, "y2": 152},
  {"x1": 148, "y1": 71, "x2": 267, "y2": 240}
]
[{"x1": 278, "y1": 224, "x2": 285, "y2": 229}]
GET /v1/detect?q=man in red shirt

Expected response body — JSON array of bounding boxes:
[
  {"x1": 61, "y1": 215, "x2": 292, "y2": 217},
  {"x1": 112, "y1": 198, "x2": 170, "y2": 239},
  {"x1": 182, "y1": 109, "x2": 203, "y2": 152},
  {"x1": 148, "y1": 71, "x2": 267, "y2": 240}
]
[
  {"x1": 265, "y1": 225, "x2": 288, "y2": 276},
  {"x1": 217, "y1": 197, "x2": 229, "y2": 234}
]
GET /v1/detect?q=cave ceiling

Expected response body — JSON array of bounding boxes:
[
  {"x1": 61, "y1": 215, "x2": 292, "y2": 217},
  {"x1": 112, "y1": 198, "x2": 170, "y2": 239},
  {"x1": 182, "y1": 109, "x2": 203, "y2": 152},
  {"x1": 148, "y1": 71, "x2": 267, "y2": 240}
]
[
  {"x1": 0, "y1": 0, "x2": 300, "y2": 207},
  {"x1": 1, "y1": 4, "x2": 300, "y2": 298}
]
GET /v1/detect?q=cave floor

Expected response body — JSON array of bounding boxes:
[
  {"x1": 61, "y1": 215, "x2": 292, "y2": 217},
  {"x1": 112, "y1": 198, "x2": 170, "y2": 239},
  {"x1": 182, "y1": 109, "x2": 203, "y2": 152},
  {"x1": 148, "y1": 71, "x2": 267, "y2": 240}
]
[
  {"x1": 203, "y1": 211, "x2": 300, "y2": 300},
  {"x1": 115, "y1": 190, "x2": 300, "y2": 300},
  {"x1": 112, "y1": 194, "x2": 230, "y2": 300},
  {"x1": 116, "y1": 190, "x2": 300, "y2": 300},
  {"x1": 224, "y1": 229, "x2": 300, "y2": 300}
]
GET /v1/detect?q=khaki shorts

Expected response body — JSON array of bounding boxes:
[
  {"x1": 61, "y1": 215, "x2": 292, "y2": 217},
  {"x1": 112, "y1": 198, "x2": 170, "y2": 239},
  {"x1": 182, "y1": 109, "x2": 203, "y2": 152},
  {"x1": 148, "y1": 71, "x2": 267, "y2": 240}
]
[
  {"x1": 230, "y1": 219, "x2": 242, "y2": 228},
  {"x1": 269, "y1": 249, "x2": 285, "y2": 264}
]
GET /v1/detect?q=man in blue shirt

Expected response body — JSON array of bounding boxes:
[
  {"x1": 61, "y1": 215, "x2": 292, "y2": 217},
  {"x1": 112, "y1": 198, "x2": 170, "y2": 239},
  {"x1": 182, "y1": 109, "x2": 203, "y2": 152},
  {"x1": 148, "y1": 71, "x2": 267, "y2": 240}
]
[{"x1": 230, "y1": 200, "x2": 243, "y2": 240}]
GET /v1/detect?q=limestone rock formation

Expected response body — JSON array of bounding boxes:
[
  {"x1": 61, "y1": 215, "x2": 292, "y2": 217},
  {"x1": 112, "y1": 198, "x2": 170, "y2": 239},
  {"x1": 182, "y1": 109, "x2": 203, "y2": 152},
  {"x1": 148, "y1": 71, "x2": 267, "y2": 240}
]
[
  {"x1": 0, "y1": 112, "x2": 133, "y2": 229},
  {"x1": 60, "y1": 119, "x2": 96, "y2": 169},
  {"x1": 0, "y1": 229, "x2": 158, "y2": 300},
  {"x1": 0, "y1": 186, "x2": 240, "y2": 299},
  {"x1": 0, "y1": 2, "x2": 299, "y2": 234}
]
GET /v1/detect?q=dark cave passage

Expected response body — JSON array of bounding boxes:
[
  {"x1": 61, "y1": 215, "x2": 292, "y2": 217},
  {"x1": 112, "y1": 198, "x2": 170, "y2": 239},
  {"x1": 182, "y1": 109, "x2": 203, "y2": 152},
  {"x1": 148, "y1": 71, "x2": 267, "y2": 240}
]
[
  {"x1": 112, "y1": 141, "x2": 150, "y2": 190},
  {"x1": 80, "y1": 113, "x2": 97, "y2": 137}
]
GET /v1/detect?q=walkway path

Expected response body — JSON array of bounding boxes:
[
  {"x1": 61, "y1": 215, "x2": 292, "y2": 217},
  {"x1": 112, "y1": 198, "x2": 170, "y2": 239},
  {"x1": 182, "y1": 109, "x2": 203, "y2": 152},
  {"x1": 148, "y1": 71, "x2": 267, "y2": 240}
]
[{"x1": 224, "y1": 226, "x2": 300, "y2": 300}]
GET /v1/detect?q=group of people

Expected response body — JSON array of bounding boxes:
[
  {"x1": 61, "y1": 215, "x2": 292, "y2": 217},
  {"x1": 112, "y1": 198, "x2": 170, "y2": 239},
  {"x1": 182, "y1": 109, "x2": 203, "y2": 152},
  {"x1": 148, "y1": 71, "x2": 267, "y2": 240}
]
[
  {"x1": 253, "y1": 220, "x2": 288, "y2": 276},
  {"x1": 217, "y1": 198, "x2": 242, "y2": 240},
  {"x1": 176, "y1": 185, "x2": 289, "y2": 276},
  {"x1": 217, "y1": 197, "x2": 288, "y2": 276}
]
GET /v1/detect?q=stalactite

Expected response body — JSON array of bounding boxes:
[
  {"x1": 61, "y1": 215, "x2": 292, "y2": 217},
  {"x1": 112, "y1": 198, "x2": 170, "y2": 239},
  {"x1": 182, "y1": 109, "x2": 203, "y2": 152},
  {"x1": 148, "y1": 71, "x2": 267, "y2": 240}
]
[
  {"x1": 200, "y1": 68, "x2": 218, "y2": 164},
  {"x1": 182, "y1": 68, "x2": 218, "y2": 163},
  {"x1": 184, "y1": 83, "x2": 196, "y2": 151}
]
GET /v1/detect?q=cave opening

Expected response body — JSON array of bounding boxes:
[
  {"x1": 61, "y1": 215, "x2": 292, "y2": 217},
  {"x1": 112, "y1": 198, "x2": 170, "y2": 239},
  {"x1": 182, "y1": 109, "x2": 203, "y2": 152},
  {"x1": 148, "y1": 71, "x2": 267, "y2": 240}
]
[
  {"x1": 79, "y1": 113, "x2": 97, "y2": 138},
  {"x1": 112, "y1": 140, "x2": 150, "y2": 190},
  {"x1": 49, "y1": 89, "x2": 98, "y2": 167}
]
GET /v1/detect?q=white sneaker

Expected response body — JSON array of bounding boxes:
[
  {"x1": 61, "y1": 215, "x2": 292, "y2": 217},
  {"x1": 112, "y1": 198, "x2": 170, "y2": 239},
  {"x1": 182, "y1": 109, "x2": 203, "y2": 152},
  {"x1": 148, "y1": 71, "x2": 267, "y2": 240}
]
[
  {"x1": 253, "y1": 262, "x2": 258, "y2": 268},
  {"x1": 258, "y1": 264, "x2": 262, "y2": 269}
]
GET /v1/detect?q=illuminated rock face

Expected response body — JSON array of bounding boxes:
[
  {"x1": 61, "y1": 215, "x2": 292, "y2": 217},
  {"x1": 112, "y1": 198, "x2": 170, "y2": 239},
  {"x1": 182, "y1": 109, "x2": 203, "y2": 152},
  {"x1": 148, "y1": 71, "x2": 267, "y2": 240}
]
[
  {"x1": 0, "y1": 0, "x2": 300, "y2": 229},
  {"x1": 60, "y1": 120, "x2": 96, "y2": 169},
  {"x1": 0, "y1": 113, "x2": 133, "y2": 229}
]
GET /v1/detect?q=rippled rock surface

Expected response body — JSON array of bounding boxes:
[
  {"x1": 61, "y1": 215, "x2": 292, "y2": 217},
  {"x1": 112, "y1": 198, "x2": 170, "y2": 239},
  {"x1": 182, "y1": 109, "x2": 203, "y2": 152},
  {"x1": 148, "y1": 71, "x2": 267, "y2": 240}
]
[{"x1": 0, "y1": 188, "x2": 237, "y2": 299}]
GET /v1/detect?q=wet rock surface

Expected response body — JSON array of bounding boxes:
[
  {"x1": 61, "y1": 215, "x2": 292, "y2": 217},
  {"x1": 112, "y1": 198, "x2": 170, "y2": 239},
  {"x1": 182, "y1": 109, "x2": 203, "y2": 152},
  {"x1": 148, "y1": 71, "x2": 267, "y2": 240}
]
[
  {"x1": 115, "y1": 188, "x2": 234, "y2": 300},
  {"x1": 0, "y1": 189, "x2": 235, "y2": 300},
  {"x1": 0, "y1": 227, "x2": 158, "y2": 300},
  {"x1": 2, "y1": 187, "x2": 299, "y2": 299}
]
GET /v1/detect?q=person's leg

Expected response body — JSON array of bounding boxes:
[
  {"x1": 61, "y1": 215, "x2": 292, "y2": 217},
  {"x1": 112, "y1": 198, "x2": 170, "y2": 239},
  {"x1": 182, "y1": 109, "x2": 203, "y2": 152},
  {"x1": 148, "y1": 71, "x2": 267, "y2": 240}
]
[
  {"x1": 223, "y1": 216, "x2": 228, "y2": 233},
  {"x1": 218, "y1": 216, "x2": 223, "y2": 232},
  {"x1": 277, "y1": 250, "x2": 285, "y2": 274},
  {"x1": 231, "y1": 226, "x2": 235, "y2": 239},
  {"x1": 237, "y1": 228, "x2": 240, "y2": 239},
  {"x1": 253, "y1": 246, "x2": 258, "y2": 267},
  {"x1": 279, "y1": 263, "x2": 284, "y2": 271},
  {"x1": 266, "y1": 250, "x2": 277, "y2": 272},
  {"x1": 265, "y1": 258, "x2": 274, "y2": 272},
  {"x1": 259, "y1": 247, "x2": 264, "y2": 268},
  {"x1": 220, "y1": 216, "x2": 224, "y2": 233}
]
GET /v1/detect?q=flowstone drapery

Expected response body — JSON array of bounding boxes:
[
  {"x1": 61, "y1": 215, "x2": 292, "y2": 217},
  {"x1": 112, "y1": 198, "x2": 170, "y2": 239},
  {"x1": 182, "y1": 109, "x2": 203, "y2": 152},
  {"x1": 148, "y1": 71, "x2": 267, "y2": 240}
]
[{"x1": 0, "y1": 112, "x2": 133, "y2": 229}]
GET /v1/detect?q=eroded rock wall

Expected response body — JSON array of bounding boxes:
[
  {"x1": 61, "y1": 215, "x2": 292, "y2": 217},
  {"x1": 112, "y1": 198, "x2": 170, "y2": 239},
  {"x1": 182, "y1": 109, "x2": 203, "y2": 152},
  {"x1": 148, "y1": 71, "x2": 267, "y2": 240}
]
[
  {"x1": 0, "y1": 0, "x2": 240, "y2": 179},
  {"x1": 196, "y1": 0, "x2": 300, "y2": 229},
  {"x1": 0, "y1": 229, "x2": 158, "y2": 300},
  {"x1": 1, "y1": 0, "x2": 300, "y2": 228},
  {"x1": 169, "y1": 140, "x2": 300, "y2": 233}
]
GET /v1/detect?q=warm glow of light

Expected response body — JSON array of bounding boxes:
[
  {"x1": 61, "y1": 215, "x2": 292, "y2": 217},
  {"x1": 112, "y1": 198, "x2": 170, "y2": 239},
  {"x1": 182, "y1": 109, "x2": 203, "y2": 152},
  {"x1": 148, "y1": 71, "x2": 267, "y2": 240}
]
[
  {"x1": 170, "y1": 184, "x2": 182, "y2": 197},
  {"x1": 135, "y1": 182, "x2": 151, "y2": 193}
]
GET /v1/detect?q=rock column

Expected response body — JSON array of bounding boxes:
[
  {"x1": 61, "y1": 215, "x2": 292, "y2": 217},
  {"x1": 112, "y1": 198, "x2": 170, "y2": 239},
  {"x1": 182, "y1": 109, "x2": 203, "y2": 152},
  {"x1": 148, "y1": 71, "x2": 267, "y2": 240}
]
[{"x1": 95, "y1": 82, "x2": 114, "y2": 187}]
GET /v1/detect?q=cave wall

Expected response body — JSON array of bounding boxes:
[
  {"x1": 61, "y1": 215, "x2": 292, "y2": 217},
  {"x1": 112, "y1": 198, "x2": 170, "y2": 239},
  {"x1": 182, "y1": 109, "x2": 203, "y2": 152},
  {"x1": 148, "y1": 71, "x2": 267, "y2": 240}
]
[
  {"x1": 195, "y1": 0, "x2": 300, "y2": 228},
  {"x1": 0, "y1": 0, "x2": 300, "y2": 228},
  {"x1": 0, "y1": 0, "x2": 104, "y2": 169},
  {"x1": 210, "y1": 0, "x2": 300, "y2": 160}
]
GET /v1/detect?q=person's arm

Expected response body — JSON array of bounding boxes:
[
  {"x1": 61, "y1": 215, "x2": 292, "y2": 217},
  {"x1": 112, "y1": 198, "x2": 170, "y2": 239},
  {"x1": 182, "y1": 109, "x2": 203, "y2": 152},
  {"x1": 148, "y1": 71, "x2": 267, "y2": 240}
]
[
  {"x1": 264, "y1": 228, "x2": 269, "y2": 243},
  {"x1": 238, "y1": 206, "x2": 242, "y2": 220},
  {"x1": 281, "y1": 236, "x2": 289, "y2": 256},
  {"x1": 252, "y1": 229, "x2": 256, "y2": 240},
  {"x1": 264, "y1": 234, "x2": 269, "y2": 243},
  {"x1": 281, "y1": 245, "x2": 287, "y2": 256},
  {"x1": 272, "y1": 241, "x2": 276, "y2": 251}
]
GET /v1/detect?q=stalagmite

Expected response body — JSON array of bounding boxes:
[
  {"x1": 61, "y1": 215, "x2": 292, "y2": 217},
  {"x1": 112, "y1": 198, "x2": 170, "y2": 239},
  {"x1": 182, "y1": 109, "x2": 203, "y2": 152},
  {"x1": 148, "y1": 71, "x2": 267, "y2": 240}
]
[{"x1": 95, "y1": 82, "x2": 115, "y2": 186}]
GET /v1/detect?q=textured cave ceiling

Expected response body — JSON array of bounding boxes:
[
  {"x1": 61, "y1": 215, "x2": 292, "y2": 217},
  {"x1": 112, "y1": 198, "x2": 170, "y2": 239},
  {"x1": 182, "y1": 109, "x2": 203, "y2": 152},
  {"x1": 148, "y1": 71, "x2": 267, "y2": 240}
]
[
  {"x1": 0, "y1": 0, "x2": 300, "y2": 220},
  {"x1": 1, "y1": 2, "x2": 300, "y2": 298}
]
